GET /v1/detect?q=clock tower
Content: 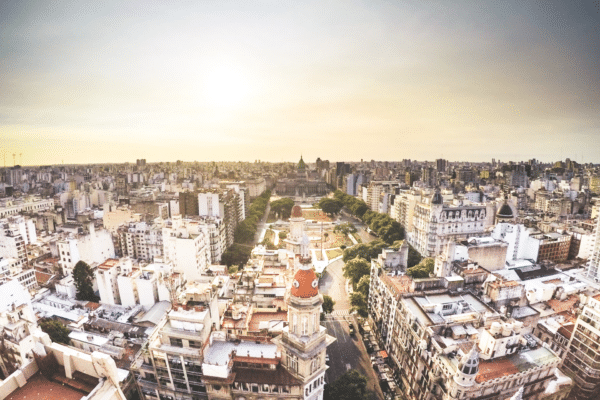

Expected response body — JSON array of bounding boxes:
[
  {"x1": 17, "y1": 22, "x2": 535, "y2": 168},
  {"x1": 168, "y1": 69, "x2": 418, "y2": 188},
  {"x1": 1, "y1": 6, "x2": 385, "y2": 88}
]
[{"x1": 274, "y1": 259, "x2": 335, "y2": 400}]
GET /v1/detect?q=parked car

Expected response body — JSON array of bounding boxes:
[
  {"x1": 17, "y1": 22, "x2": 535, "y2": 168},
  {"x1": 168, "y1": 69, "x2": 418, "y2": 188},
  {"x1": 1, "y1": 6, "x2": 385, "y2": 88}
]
[
  {"x1": 325, "y1": 353, "x2": 330, "y2": 364},
  {"x1": 348, "y1": 323, "x2": 355, "y2": 336}
]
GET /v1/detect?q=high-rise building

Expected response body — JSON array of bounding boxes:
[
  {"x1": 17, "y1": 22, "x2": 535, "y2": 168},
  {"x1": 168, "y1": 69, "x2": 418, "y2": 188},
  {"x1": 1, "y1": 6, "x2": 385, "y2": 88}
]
[
  {"x1": 586, "y1": 205, "x2": 600, "y2": 281},
  {"x1": 436, "y1": 158, "x2": 447, "y2": 172},
  {"x1": 562, "y1": 293, "x2": 600, "y2": 399}
]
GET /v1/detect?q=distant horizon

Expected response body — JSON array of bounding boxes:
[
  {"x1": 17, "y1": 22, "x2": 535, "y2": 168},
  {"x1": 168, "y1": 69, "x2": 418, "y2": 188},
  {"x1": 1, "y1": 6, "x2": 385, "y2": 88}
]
[{"x1": 2, "y1": 155, "x2": 597, "y2": 169}]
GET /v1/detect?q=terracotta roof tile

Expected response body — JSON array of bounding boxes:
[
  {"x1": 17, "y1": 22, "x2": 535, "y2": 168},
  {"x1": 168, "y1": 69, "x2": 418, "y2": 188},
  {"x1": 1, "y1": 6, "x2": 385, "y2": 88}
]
[
  {"x1": 476, "y1": 357, "x2": 519, "y2": 383},
  {"x1": 234, "y1": 365, "x2": 301, "y2": 385},
  {"x1": 546, "y1": 295, "x2": 578, "y2": 313},
  {"x1": 291, "y1": 268, "x2": 318, "y2": 298}
]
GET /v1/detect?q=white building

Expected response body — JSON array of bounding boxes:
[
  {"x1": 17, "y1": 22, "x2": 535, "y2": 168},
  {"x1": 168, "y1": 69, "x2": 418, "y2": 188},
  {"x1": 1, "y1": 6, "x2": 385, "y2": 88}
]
[
  {"x1": 96, "y1": 258, "x2": 135, "y2": 306},
  {"x1": 58, "y1": 222, "x2": 115, "y2": 276},
  {"x1": 0, "y1": 196, "x2": 54, "y2": 219},
  {"x1": 491, "y1": 223, "x2": 540, "y2": 266},
  {"x1": 162, "y1": 216, "x2": 211, "y2": 281},
  {"x1": 409, "y1": 189, "x2": 496, "y2": 257}
]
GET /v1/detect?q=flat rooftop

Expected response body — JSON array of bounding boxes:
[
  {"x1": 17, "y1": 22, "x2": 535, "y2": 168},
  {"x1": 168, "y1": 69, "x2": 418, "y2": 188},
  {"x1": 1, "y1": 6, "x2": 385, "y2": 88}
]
[
  {"x1": 6, "y1": 372, "x2": 87, "y2": 400},
  {"x1": 204, "y1": 340, "x2": 278, "y2": 366}
]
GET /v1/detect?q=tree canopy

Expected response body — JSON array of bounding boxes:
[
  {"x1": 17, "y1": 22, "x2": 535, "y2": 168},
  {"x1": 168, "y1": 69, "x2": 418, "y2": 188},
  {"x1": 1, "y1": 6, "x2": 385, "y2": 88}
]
[
  {"x1": 270, "y1": 198, "x2": 295, "y2": 219},
  {"x1": 406, "y1": 258, "x2": 435, "y2": 279},
  {"x1": 234, "y1": 190, "x2": 271, "y2": 244},
  {"x1": 39, "y1": 319, "x2": 71, "y2": 344},
  {"x1": 333, "y1": 222, "x2": 356, "y2": 236},
  {"x1": 322, "y1": 295, "x2": 335, "y2": 314},
  {"x1": 343, "y1": 257, "x2": 370, "y2": 291},
  {"x1": 73, "y1": 260, "x2": 99, "y2": 302},
  {"x1": 342, "y1": 240, "x2": 388, "y2": 263},
  {"x1": 318, "y1": 198, "x2": 343, "y2": 216},
  {"x1": 221, "y1": 244, "x2": 252, "y2": 268},
  {"x1": 324, "y1": 370, "x2": 370, "y2": 400},
  {"x1": 333, "y1": 190, "x2": 403, "y2": 245}
]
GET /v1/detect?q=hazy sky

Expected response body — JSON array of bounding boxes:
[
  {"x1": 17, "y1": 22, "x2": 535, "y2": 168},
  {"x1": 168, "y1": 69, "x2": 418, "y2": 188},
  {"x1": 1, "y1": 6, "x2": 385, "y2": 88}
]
[{"x1": 1, "y1": 1, "x2": 599, "y2": 165}]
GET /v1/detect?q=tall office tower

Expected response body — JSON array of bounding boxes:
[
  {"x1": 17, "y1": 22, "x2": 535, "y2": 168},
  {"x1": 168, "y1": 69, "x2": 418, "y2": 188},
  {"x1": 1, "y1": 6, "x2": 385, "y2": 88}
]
[{"x1": 436, "y1": 158, "x2": 447, "y2": 172}]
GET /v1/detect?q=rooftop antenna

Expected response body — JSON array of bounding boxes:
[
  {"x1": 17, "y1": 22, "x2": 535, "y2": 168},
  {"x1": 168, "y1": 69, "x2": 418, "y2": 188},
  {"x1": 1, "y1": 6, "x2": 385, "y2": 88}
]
[
  {"x1": 19, "y1": 153, "x2": 22, "y2": 166},
  {"x1": 12, "y1": 153, "x2": 15, "y2": 167}
]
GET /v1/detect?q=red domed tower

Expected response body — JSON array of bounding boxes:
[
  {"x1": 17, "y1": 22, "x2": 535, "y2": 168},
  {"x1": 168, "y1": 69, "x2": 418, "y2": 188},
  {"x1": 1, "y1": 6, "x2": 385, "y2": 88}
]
[{"x1": 274, "y1": 263, "x2": 335, "y2": 400}]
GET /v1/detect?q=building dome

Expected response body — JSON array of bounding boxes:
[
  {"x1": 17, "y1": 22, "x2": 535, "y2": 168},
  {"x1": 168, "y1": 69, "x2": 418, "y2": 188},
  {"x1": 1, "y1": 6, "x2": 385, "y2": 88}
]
[
  {"x1": 457, "y1": 344, "x2": 479, "y2": 375},
  {"x1": 291, "y1": 267, "x2": 319, "y2": 299},
  {"x1": 298, "y1": 156, "x2": 307, "y2": 171},
  {"x1": 291, "y1": 205, "x2": 303, "y2": 218},
  {"x1": 497, "y1": 203, "x2": 514, "y2": 219}
]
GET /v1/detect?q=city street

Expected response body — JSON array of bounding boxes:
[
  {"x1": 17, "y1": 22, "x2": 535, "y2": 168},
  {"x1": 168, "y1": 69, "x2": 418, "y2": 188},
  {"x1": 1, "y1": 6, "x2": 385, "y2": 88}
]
[
  {"x1": 319, "y1": 227, "x2": 385, "y2": 400},
  {"x1": 253, "y1": 202, "x2": 271, "y2": 244}
]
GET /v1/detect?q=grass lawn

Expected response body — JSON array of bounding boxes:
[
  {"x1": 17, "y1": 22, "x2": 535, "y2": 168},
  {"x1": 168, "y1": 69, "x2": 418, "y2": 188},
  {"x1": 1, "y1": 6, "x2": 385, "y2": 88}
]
[
  {"x1": 263, "y1": 229, "x2": 275, "y2": 243},
  {"x1": 326, "y1": 248, "x2": 343, "y2": 259},
  {"x1": 328, "y1": 233, "x2": 352, "y2": 248}
]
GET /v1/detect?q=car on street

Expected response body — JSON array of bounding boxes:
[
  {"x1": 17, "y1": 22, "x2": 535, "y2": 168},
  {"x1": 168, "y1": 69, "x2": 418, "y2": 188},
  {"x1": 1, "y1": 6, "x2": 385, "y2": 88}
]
[
  {"x1": 325, "y1": 353, "x2": 330, "y2": 364},
  {"x1": 348, "y1": 323, "x2": 355, "y2": 336}
]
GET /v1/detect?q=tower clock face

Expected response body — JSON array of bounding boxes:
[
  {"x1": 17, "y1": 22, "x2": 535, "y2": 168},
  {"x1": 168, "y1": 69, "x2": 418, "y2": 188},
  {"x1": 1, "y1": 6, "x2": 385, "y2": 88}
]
[
  {"x1": 293, "y1": 280, "x2": 300, "y2": 288},
  {"x1": 311, "y1": 279, "x2": 318, "y2": 288}
]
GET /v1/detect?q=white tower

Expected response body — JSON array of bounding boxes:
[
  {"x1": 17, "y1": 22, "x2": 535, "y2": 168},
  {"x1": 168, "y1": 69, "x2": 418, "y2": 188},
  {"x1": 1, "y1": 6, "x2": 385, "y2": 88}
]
[
  {"x1": 274, "y1": 263, "x2": 335, "y2": 400},
  {"x1": 450, "y1": 343, "x2": 479, "y2": 399}
]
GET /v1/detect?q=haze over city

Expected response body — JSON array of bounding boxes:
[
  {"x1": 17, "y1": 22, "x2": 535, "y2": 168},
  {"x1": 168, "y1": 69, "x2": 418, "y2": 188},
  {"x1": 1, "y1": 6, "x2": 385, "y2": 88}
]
[{"x1": 2, "y1": 0, "x2": 599, "y2": 165}]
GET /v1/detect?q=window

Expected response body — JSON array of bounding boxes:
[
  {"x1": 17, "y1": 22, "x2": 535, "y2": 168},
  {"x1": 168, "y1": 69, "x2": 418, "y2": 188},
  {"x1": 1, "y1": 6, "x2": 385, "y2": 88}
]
[
  {"x1": 302, "y1": 316, "x2": 308, "y2": 335},
  {"x1": 292, "y1": 314, "x2": 297, "y2": 334},
  {"x1": 287, "y1": 353, "x2": 298, "y2": 373}
]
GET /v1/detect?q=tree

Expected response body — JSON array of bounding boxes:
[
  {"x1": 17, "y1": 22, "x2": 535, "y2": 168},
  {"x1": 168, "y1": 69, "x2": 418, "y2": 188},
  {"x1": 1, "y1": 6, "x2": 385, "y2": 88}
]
[
  {"x1": 343, "y1": 257, "x2": 370, "y2": 290},
  {"x1": 278, "y1": 231, "x2": 287, "y2": 239},
  {"x1": 333, "y1": 222, "x2": 356, "y2": 235},
  {"x1": 356, "y1": 275, "x2": 370, "y2": 298},
  {"x1": 221, "y1": 244, "x2": 252, "y2": 268},
  {"x1": 350, "y1": 292, "x2": 369, "y2": 318},
  {"x1": 342, "y1": 243, "x2": 371, "y2": 262},
  {"x1": 324, "y1": 370, "x2": 370, "y2": 400},
  {"x1": 73, "y1": 261, "x2": 99, "y2": 302},
  {"x1": 270, "y1": 198, "x2": 295, "y2": 219},
  {"x1": 322, "y1": 295, "x2": 335, "y2": 314},
  {"x1": 406, "y1": 258, "x2": 435, "y2": 279},
  {"x1": 39, "y1": 319, "x2": 71, "y2": 344},
  {"x1": 318, "y1": 198, "x2": 343, "y2": 216}
]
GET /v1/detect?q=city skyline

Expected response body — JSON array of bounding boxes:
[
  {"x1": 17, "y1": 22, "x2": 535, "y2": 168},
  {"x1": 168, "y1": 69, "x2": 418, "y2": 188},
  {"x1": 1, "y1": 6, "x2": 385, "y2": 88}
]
[{"x1": 2, "y1": 1, "x2": 599, "y2": 165}]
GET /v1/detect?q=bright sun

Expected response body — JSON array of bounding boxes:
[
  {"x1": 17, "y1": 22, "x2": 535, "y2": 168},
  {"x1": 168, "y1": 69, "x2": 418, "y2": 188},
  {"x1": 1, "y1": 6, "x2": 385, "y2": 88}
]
[{"x1": 203, "y1": 67, "x2": 249, "y2": 108}]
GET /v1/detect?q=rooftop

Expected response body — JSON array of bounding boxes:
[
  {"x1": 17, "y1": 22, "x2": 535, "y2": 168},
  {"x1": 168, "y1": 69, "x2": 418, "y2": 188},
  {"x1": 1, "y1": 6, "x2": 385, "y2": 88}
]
[
  {"x1": 476, "y1": 347, "x2": 558, "y2": 383},
  {"x1": 204, "y1": 340, "x2": 278, "y2": 366},
  {"x1": 5, "y1": 372, "x2": 85, "y2": 400}
]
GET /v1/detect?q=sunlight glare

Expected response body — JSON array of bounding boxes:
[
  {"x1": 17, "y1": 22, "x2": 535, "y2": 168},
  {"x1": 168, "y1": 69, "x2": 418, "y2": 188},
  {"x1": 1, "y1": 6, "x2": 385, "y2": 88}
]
[{"x1": 203, "y1": 66, "x2": 249, "y2": 108}]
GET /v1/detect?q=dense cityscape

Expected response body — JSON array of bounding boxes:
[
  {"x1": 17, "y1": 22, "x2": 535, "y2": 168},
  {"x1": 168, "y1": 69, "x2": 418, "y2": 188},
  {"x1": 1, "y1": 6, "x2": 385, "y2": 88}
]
[
  {"x1": 2, "y1": 1, "x2": 599, "y2": 399},
  {"x1": 0, "y1": 156, "x2": 599, "y2": 400}
]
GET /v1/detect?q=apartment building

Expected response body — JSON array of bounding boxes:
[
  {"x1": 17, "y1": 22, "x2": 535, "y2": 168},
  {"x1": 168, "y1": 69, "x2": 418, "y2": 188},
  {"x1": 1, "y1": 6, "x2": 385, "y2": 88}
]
[
  {"x1": 368, "y1": 257, "x2": 568, "y2": 400},
  {"x1": 561, "y1": 293, "x2": 600, "y2": 399},
  {"x1": 409, "y1": 189, "x2": 495, "y2": 257},
  {"x1": 57, "y1": 222, "x2": 115, "y2": 276},
  {"x1": 131, "y1": 284, "x2": 220, "y2": 400}
]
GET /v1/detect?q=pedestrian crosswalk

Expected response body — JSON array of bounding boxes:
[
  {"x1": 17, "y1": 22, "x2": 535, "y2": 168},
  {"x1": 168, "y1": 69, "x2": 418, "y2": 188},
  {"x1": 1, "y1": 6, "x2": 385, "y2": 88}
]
[{"x1": 330, "y1": 310, "x2": 350, "y2": 316}]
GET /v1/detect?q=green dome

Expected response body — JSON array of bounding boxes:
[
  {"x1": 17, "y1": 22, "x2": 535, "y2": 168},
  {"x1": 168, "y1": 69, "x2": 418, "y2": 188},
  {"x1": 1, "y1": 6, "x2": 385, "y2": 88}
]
[{"x1": 298, "y1": 156, "x2": 307, "y2": 170}]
